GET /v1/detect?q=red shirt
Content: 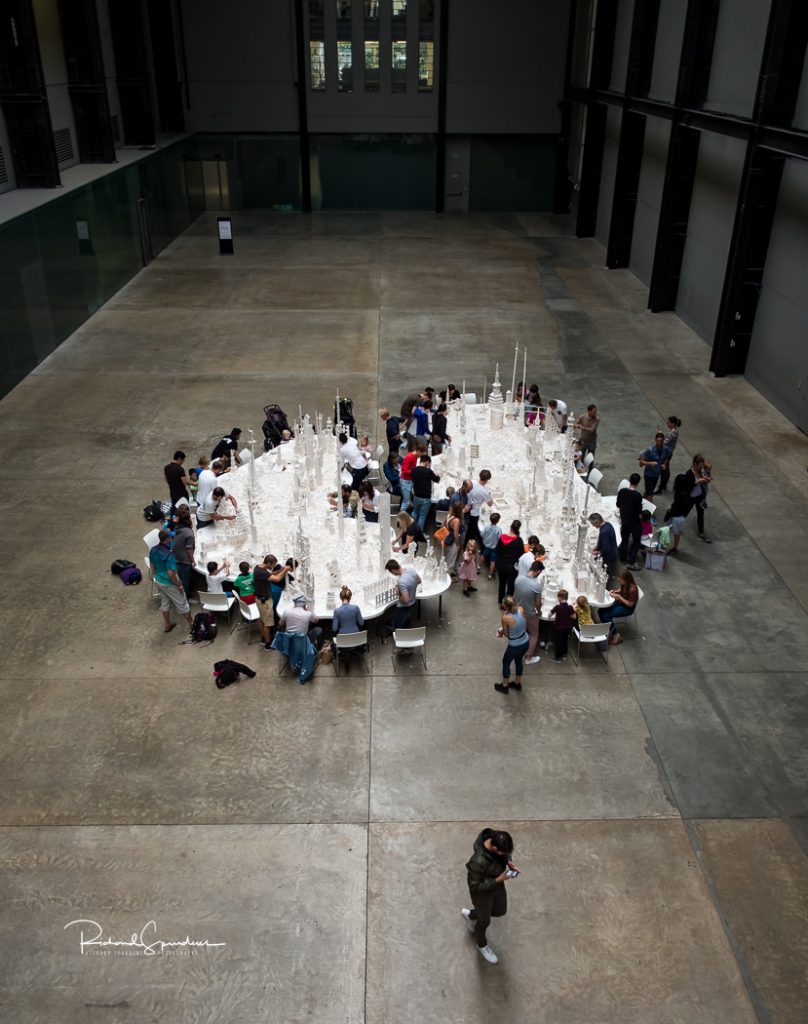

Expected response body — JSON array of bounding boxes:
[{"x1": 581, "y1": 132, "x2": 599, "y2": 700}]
[{"x1": 401, "y1": 452, "x2": 418, "y2": 480}]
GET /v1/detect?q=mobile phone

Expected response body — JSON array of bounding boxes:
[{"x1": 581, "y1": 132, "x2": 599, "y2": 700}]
[{"x1": 506, "y1": 869, "x2": 520, "y2": 878}]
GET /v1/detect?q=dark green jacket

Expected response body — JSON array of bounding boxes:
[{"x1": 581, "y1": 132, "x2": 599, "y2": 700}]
[{"x1": 466, "y1": 828, "x2": 508, "y2": 895}]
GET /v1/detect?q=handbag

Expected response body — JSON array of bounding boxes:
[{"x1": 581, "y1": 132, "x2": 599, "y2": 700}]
[{"x1": 434, "y1": 525, "x2": 450, "y2": 543}]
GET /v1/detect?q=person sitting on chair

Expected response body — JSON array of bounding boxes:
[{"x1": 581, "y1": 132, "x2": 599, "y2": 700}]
[{"x1": 279, "y1": 594, "x2": 323, "y2": 649}]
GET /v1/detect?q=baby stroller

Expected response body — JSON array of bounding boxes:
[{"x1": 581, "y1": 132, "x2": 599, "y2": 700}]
[
  {"x1": 262, "y1": 404, "x2": 291, "y2": 451},
  {"x1": 333, "y1": 397, "x2": 357, "y2": 438}
]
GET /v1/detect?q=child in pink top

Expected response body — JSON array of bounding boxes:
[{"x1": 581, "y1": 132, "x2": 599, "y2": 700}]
[{"x1": 459, "y1": 539, "x2": 479, "y2": 597}]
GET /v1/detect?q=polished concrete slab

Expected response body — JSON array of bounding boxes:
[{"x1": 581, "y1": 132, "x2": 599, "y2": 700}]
[
  {"x1": 0, "y1": 824, "x2": 367, "y2": 1024},
  {"x1": 1, "y1": 208, "x2": 807, "y2": 1020},
  {"x1": 694, "y1": 819, "x2": 808, "y2": 1024},
  {"x1": 366, "y1": 820, "x2": 757, "y2": 1024}
]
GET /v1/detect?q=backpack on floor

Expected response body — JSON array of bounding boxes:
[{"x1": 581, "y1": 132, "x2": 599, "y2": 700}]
[
  {"x1": 143, "y1": 500, "x2": 163, "y2": 523},
  {"x1": 111, "y1": 559, "x2": 135, "y2": 575},
  {"x1": 190, "y1": 612, "x2": 217, "y2": 644},
  {"x1": 120, "y1": 566, "x2": 143, "y2": 586}
]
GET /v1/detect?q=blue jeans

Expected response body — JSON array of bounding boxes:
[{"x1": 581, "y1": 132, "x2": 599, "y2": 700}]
[
  {"x1": 399, "y1": 478, "x2": 413, "y2": 513},
  {"x1": 598, "y1": 602, "x2": 634, "y2": 635},
  {"x1": 393, "y1": 604, "x2": 415, "y2": 631},
  {"x1": 412, "y1": 495, "x2": 431, "y2": 531}
]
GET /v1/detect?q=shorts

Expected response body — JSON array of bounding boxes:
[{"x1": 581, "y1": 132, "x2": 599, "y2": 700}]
[
  {"x1": 257, "y1": 598, "x2": 275, "y2": 627},
  {"x1": 670, "y1": 515, "x2": 686, "y2": 536},
  {"x1": 156, "y1": 582, "x2": 189, "y2": 615}
]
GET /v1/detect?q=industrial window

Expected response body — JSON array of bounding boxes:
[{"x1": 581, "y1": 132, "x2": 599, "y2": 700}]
[
  {"x1": 365, "y1": 0, "x2": 379, "y2": 16},
  {"x1": 392, "y1": 40, "x2": 407, "y2": 92},
  {"x1": 310, "y1": 41, "x2": 326, "y2": 90},
  {"x1": 337, "y1": 42, "x2": 353, "y2": 91},
  {"x1": 393, "y1": 0, "x2": 408, "y2": 18},
  {"x1": 365, "y1": 41, "x2": 380, "y2": 92},
  {"x1": 418, "y1": 41, "x2": 433, "y2": 91}
]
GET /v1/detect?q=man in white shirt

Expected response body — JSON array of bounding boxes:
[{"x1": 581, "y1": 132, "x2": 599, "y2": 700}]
[
  {"x1": 196, "y1": 486, "x2": 238, "y2": 530},
  {"x1": 466, "y1": 469, "x2": 493, "y2": 547},
  {"x1": 548, "y1": 399, "x2": 568, "y2": 432},
  {"x1": 339, "y1": 431, "x2": 370, "y2": 490},
  {"x1": 280, "y1": 595, "x2": 323, "y2": 648},
  {"x1": 197, "y1": 458, "x2": 224, "y2": 506}
]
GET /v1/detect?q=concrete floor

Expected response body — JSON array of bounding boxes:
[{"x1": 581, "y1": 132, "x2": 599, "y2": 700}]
[{"x1": 1, "y1": 210, "x2": 807, "y2": 1023}]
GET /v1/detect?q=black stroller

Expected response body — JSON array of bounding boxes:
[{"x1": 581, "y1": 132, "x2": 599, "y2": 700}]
[
  {"x1": 262, "y1": 404, "x2": 292, "y2": 451},
  {"x1": 333, "y1": 397, "x2": 357, "y2": 438}
]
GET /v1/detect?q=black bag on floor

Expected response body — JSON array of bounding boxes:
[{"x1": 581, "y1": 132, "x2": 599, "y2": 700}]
[
  {"x1": 190, "y1": 612, "x2": 217, "y2": 644},
  {"x1": 213, "y1": 658, "x2": 256, "y2": 688},
  {"x1": 143, "y1": 500, "x2": 163, "y2": 523},
  {"x1": 111, "y1": 559, "x2": 135, "y2": 575}
]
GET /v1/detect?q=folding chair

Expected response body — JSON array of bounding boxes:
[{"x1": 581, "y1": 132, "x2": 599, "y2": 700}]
[
  {"x1": 334, "y1": 630, "x2": 370, "y2": 676},
  {"x1": 391, "y1": 627, "x2": 427, "y2": 671}
]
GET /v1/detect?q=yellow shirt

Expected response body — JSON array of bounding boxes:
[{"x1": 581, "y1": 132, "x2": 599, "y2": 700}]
[{"x1": 576, "y1": 604, "x2": 594, "y2": 625}]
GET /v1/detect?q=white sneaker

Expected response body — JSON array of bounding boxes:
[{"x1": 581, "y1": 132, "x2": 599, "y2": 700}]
[
  {"x1": 461, "y1": 908, "x2": 475, "y2": 933},
  {"x1": 478, "y1": 944, "x2": 498, "y2": 964},
  {"x1": 525, "y1": 655, "x2": 541, "y2": 664}
]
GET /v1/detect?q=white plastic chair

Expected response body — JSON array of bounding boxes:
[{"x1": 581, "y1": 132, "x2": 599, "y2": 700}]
[
  {"x1": 231, "y1": 596, "x2": 261, "y2": 644},
  {"x1": 435, "y1": 509, "x2": 448, "y2": 525},
  {"x1": 571, "y1": 622, "x2": 610, "y2": 662},
  {"x1": 199, "y1": 590, "x2": 236, "y2": 623},
  {"x1": 587, "y1": 467, "x2": 603, "y2": 491},
  {"x1": 617, "y1": 478, "x2": 630, "y2": 492},
  {"x1": 391, "y1": 626, "x2": 427, "y2": 671},
  {"x1": 144, "y1": 557, "x2": 159, "y2": 600},
  {"x1": 462, "y1": 393, "x2": 478, "y2": 405},
  {"x1": 334, "y1": 630, "x2": 370, "y2": 676},
  {"x1": 583, "y1": 451, "x2": 594, "y2": 468},
  {"x1": 642, "y1": 498, "x2": 656, "y2": 514},
  {"x1": 143, "y1": 528, "x2": 161, "y2": 550}
]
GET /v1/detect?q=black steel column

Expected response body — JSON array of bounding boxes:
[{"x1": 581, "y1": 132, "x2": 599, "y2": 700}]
[
  {"x1": 146, "y1": 0, "x2": 184, "y2": 133},
  {"x1": 648, "y1": 125, "x2": 700, "y2": 311},
  {"x1": 57, "y1": 0, "x2": 115, "y2": 163},
  {"x1": 552, "y1": 0, "x2": 577, "y2": 214},
  {"x1": 710, "y1": 0, "x2": 808, "y2": 375},
  {"x1": 710, "y1": 149, "x2": 784, "y2": 376},
  {"x1": 647, "y1": 0, "x2": 721, "y2": 310},
  {"x1": 435, "y1": 0, "x2": 449, "y2": 213},
  {"x1": 0, "y1": 0, "x2": 60, "y2": 187},
  {"x1": 574, "y1": 0, "x2": 618, "y2": 237},
  {"x1": 605, "y1": 110, "x2": 645, "y2": 267},
  {"x1": 576, "y1": 103, "x2": 607, "y2": 238},
  {"x1": 676, "y1": 0, "x2": 721, "y2": 108},
  {"x1": 292, "y1": 0, "x2": 312, "y2": 213},
  {"x1": 604, "y1": 0, "x2": 660, "y2": 267},
  {"x1": 107, "y1": 0, "x2": 156, "y2": 146}
]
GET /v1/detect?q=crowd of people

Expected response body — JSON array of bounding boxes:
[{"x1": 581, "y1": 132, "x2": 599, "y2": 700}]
[{"x1": 149, "y1": 393, "x2": 713, "y2": 686}]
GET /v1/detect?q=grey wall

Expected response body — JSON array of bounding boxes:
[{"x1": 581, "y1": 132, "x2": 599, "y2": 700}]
[
  {"x1": 745, "y1": 160, "x2": 808, "y2": 432},
  {"x1": 32, "y1": 0, "x2": 79, "y2": 169},
  {"x1": 446, "y1": 0, "x2": 570, "y2": 133},
  {"x1": 629, "y1": 115, "x2": 669, "y2": 286},
  {"x1": 705, "y1": 0, "x2": 771, "y2": 117},
  {"x1": 180, "y1": 0, "x2": 299, "y2": 132},
  {"x1": 676, "y1": 133, "x2": 745, "y2": 342},
  {"x1": 595, "y1": 105, "x2": 621, "y2": 247},
  {"x1": 608, "y1": 0, "x2": 634, "y2": 93},
  {"x1": 648, "y1": 0, "x2": 686, "y2": 103}
]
